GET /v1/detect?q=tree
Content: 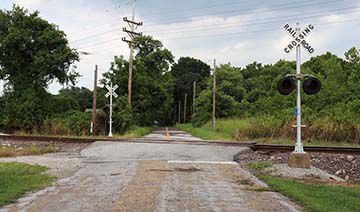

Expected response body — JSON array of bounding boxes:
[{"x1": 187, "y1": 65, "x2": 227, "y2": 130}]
[
  {"x1": 58, "y1": 87, "x2": 93, "y2": 112},
  {"x1": 193, "y1": 64, "x2": 243, "y2": 126},
  {"x1": 345, "y1": 47, "x2": 360, "y2": 64},
  {"x1": 0, "y1": 6, "x2": 79, "y2": 130},
  {"x1": 103, "y1": 36, "x2": 175, "y2": 130},
  {"x1": 171, "y1": 57, "x2": 210, "y2": 122}
]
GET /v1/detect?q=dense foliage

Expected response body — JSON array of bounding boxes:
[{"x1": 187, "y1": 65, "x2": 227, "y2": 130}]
[
  {"x1": 194, "y1": 48, "x2": 360, "y2": 143},
  {"x1": 171, "y1": 57, "x2": 210, "y2": 122},
  {"x1": 0, "y1": 6, "x2": 79, "y2": 131},
  {"x1": 102, "y1": 36, "x2": 175, "y2": 132}
]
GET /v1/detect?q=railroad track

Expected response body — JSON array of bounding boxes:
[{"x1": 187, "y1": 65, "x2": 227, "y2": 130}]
[
  {"x1": 0, "y1": 134, "x2": 359, "y2": 154},
  {"x1": 251, "y1": 144, "x2": 360, "y2": 154}
]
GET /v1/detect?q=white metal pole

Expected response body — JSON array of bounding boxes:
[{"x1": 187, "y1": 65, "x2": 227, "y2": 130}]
[
  {"x1": 108, "y1": 82, "x2": 113, "y2": 137},
  {"x1": 295, "y1": 23, "x2": 304, "y2": 153},
  {"x1": 212, "y1": 59, "x2": 216, "y2": 129}
]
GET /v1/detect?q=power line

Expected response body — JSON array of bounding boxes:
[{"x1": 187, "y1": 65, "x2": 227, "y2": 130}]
[
  {"x1": 77, "y1": 37, "x2": 124, "y2": 49},
  {"x1": 69, "y1": 0, "x2": 352, "y2": 45},
  {"x1": 68, "y1": 0, "x2": 345, "y2": 37},
  {"x1": 75, "y1": 7, "x2": 360, "y2": 49},
  {"x1": 157, "y1": 17, "x2": 360, "y2": 41},
  {"x1": 142, "y1": 0, "x2": 345, "y2": 27},
  {"x1": 67, "y1": 0, "x2": 267, "y2": 35},
  {"x1": 143, "y1": 5, "x2": 358, "y2": 34},
  {"x1": 76, "y1": 16, "x2": 360, "y2": 52},
  {"x1": 71, "y1": 27, "x2": 123, "y2": 44}
]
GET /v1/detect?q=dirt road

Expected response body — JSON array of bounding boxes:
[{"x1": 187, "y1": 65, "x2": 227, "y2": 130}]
[{"x1": 0, "y1": 129, "x2": 300, "y2": 212}]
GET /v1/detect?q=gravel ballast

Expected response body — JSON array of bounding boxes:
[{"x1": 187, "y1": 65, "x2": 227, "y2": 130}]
[{"x1": 234, "y1": 149, "x2": 360, "y2": 183}]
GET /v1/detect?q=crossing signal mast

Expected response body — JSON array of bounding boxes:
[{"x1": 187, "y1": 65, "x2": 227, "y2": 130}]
[
  {"x1": 123, "y1": 0, "x2": 143, "y2": 107},
  {"x1": 278, "y1": 22, "x2": 321, "y2": 169}
]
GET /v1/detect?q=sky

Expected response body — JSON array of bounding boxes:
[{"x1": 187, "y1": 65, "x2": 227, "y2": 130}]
[{"x1": 1, "y1": 0, "x2": 360, "y2": 94}]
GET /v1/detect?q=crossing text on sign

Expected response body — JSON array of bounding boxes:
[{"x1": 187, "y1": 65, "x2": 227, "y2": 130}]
[{"x1": 284, "y1": 23, "x2": 314, "y2": 54}]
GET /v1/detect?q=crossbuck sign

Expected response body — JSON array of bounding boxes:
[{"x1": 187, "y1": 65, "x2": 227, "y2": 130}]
[
  {"x1": 105, "y1": 83, "x2": 118, "y2": 137},
  {"x1": 283, "y1": 23, "x2": 314, "y2": 54},
  {"x1": 105, "y1": 84, "x2": 119, "y2": 98}
]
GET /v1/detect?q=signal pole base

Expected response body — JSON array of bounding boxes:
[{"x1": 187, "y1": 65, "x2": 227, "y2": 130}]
[{"x1": 288, "y1": 152, "x2": 311, "y2": 169}]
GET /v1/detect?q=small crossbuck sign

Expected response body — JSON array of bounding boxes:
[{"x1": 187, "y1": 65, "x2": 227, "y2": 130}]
[
  {"x1": 105, "y1": 84, "x2": 119, "y2": 98},
  {"x1": 283, "y1": 23, "x2": 314, "y2": 54}
]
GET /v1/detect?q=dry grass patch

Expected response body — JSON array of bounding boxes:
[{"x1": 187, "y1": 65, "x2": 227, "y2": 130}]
[{"x1": 0, "y1": 145, "x2": 58, "y2": 157}]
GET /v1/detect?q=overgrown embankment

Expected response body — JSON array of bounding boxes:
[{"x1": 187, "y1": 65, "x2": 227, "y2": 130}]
[{"x1": 178, "y1": 117, "x2": 360, "y2": 146}]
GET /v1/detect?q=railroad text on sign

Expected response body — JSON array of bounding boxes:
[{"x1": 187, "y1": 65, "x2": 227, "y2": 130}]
[{"x1": 284, "y1": 23, "x2": 314, "y2": 54}]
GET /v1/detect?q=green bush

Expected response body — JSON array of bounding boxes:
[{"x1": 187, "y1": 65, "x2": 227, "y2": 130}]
[
  {"x1": 113, "y1": 98, "x2": 134, "y2": 134},
  {"x1": 42, "y1": 110, "x2": 90, "y2": 136}
]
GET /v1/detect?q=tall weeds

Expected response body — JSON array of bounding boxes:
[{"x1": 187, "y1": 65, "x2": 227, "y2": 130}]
[{"x1": 218, "y1": 116, "x2": 360, "y2": 144}]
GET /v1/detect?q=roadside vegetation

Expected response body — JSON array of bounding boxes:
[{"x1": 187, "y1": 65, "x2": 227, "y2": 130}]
[
  {"x1": 259, "y1": 175, "x2": 360, "y2": 212},
  {"x1": 0, "y1": 162, "x2": 54, "y2": 206},
  {"x1": 178, "y1": 119, "x2": 359, "y2": 146},
  {"x1": 247, "y1": 161, "x2": 360, "y2": 211},
  {"x1": 0, "y1": 6, "x2": 161, "y2": 138},
  {"x1": 247, "y1": 161, "x2": 273, "y2": 170},
  {"x1": 182, "y1": 51, "x2": 360, "y2": 145},
  {"x1": 118, "y1": 126, "x2": 153, "y2": 138},
  {"x1": 0, "y1": 146, "x2": 58, "y2": 157}
]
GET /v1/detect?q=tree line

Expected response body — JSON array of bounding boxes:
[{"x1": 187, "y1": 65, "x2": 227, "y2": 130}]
[{"x1": 0, "y1": 6, "x2": 359, "y2": 141}]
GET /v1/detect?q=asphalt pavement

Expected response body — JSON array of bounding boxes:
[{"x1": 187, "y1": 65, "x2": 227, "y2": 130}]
[{"x1": 0, "y1": 128, "x2": 300, "y2": 212}]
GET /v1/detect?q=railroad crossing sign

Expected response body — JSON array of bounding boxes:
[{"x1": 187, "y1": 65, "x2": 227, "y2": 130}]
[
  {"x1": 105, "y1": 83, "x2": 118, "y2": 137},
  {"x1": 105, "y1": 84, "x2": 119, "y2": 98},
  {"x1": 283, "y1": 22, "x2": 316, "y2": 155},
  {"x1": 283, "y1": 23, "x2": 314, "y2": 54}
]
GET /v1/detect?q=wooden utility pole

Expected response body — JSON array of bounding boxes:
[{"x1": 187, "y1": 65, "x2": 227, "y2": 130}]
[
  {"x1": 122, "y1": 0, "x2": 142, "y2": 107},
  {"x1": 212, "y1": 59, "x2": 216, "y2": 129},
  {"x1": 173, "y1": 105, "x2": 177, "y2": 124},
  {"x1": 92, "y1": 65, "x2": 98, "y2": 136},
  {"x1": 178, "y1": 101, "x2": 181, "y2": 124},
  {"x1": 193, "y1": 81, "x2": 196, "y2": 116},
  {"x1": 127, "y1": 0, "x2": 135, "y2": 107},
  {"x1": 184, "y1": 93, "x2": 187, "y2": 122}
]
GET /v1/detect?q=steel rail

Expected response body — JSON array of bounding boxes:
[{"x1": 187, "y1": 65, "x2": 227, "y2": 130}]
[
  {"x1": 0, "y1": 134, "x2": 359, "y2": 154},
  {"x1": 251, "y1": 144, "x2": 360, "y2": 154}
]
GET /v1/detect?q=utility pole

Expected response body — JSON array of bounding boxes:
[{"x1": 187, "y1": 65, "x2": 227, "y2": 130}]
[
  {"x1": 184, "y1": 93, "x2": 187, "y2": 122},
  {"x1": 212, "y1": 59, "x2": 217, "y2": 129},
  {"x1": 122, "y1": 0, "x2": 143, "y2": 107},
  {"x1": 173, "y1": 105, "x2": 177, "y2": 124},
  {"x1": 92, "y1": 65, "x2": 98, "y2": 136},
  {"x1": 178, "y1": 101, "x2": 181, "y2": 124},
  {"x1": 193, "y1": 81, "x2": 196, "y2": 116}
]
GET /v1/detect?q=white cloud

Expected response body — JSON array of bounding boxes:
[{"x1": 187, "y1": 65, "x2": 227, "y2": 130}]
[{"x1": 1, "y1": 1, "x2": 360, "y2": 93}]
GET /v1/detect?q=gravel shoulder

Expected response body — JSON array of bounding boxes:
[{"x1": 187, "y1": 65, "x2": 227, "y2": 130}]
[
  {"x1": 0, "y1": 139, "x2": 90, "y2": 153},
  {"x1": 234, "y1": 149, "x2": 360, "y2": 183}
]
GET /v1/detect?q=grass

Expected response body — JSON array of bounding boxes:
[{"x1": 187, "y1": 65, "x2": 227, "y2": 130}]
[
  {"x1": 13, "y1": 126, "x2": 154, "y2": 139},
  {"x1": 0, "y1": 146, "x2": 58, "y2": 158},
  {"x1": 257, "y1": 138, "x2": 358, "y2": 147},
  {"x1": 177, "y1": 118, "x2": 360, "y2": 147},
  {"x1": 121, "y1": 126, "x2": 153, "y2": 138},
  {"x1": 259, "y1": 175, "x2": 360, "y2": 212},
  {"x1": 177, "y1": 123, "x2": 231, "y2": 140},
  {"x1": 248, "y1": 161, "x2": 273, "y2": 170},
  {"x1": 177, "y1": 118, "x2": 251, "y2": 140},
  {"x1": 0, "y1": 162, "x2": 54, "y2": 206}
]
